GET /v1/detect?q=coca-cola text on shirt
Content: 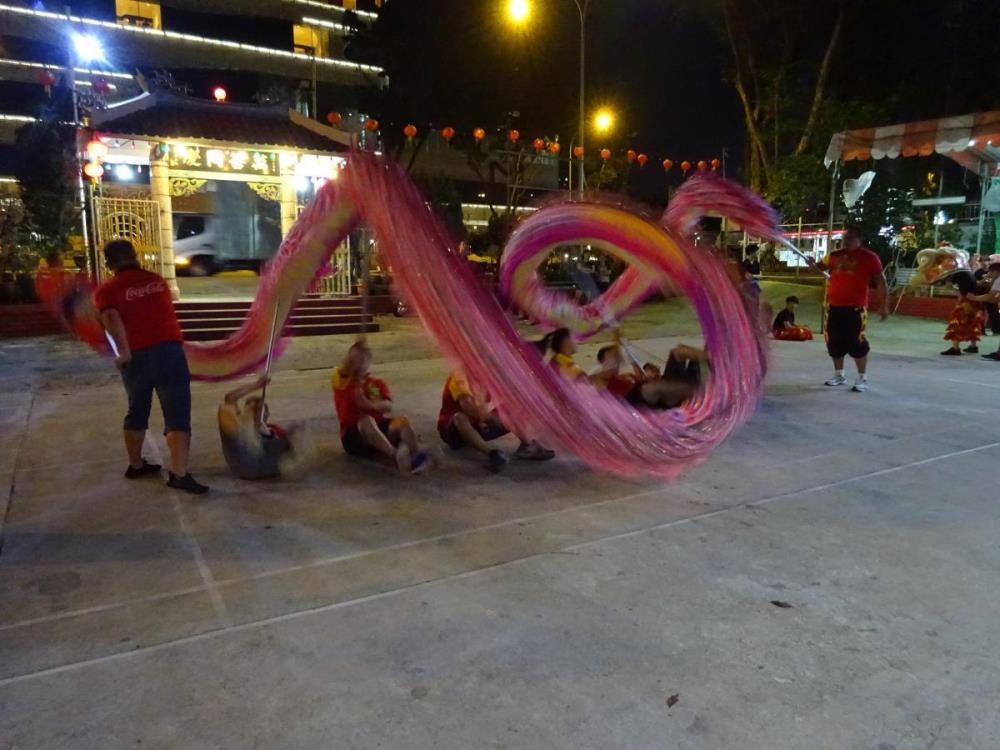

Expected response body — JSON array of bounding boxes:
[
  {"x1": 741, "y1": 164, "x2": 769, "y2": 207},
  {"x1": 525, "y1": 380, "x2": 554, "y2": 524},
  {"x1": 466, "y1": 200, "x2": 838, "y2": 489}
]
[{"x1": 125, "y1": 281, "x2": 166, "y2": 302}]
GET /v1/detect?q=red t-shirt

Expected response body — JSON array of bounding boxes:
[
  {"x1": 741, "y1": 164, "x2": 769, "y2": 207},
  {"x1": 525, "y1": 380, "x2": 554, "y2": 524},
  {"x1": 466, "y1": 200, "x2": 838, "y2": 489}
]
[
  {"x1": 331, "y1": 367, "x2": 391, "y2": 436},
  {"x1": 607, "y1": 374, "x2": 637, "y2": 398},
  {"x1": 438, "y1": 371, "x2": 476, "y2": 433},
  {"x1": 94, "y1": 268, "x2": 182, "y2": 350},
  {"x1": 822, "y1": 247, "x2": 883, "y2": 308}
]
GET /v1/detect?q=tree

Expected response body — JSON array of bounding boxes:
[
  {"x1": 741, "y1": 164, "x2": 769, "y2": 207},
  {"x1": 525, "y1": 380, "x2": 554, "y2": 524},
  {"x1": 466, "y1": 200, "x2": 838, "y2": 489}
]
[
  {"x1": 721, "y1": 0, "x2": 846, "y2": 194},
  {"x1": 13, "y1": 120, "x2": 79, "y2": 242}
]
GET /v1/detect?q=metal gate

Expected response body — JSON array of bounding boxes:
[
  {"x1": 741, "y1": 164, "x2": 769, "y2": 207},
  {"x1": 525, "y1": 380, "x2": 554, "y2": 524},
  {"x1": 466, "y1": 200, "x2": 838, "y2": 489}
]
[
  {"x1": 316, "y1": 238, "x2": 354, "y2": 296},
  {"x1": 91, "y1": 197, "x2": 163, "y2": 281}
]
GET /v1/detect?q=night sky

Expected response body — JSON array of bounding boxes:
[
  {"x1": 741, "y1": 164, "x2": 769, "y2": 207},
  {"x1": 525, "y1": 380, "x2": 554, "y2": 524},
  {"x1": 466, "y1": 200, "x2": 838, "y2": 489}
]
[
  {"x1": 358, "y1": 1, "x2": 743, "y2": 164},
  {"x1": 5, "y1": 0, "x2": 1000, "y2": 195}
]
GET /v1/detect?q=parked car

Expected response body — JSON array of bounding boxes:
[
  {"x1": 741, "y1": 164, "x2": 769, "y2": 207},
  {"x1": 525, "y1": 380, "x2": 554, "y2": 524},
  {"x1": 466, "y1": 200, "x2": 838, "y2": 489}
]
[{"x1": 173, "y1": 214, "x2": 217, "y2": 276}]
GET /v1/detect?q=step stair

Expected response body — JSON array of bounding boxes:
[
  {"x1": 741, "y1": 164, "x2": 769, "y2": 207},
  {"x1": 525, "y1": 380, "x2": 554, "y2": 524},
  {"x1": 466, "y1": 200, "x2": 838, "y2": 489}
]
[{"x1": 175, "y1": 295, "x2": 379, "y2": 341}]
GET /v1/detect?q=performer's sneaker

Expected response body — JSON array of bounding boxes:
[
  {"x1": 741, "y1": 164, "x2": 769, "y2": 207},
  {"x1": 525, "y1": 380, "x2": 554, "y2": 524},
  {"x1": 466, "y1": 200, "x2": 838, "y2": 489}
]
[
  {"x1": 167, "y1": 472, "x2": 209, "y2": 495},
  {"x1": 850, "y1": 378, "x2": 869, "y2": 393},
  {"x1": 125, "y1": 459, "x2": 161, "y2": 479},
  {"x1": 963, "y1": 345, "x2": 979, "y2": 353},
  {"x1": 515, "y1": 441, "x2": 556, "y2": 461},
  {"x1": 940, "y1": 348, "x2": 962, "y2": 356},
  {"x1": 824, "y1": 374, "x2": 847, "y2": 387},
  {"x1": 410, "y1": 450, "x2": 433, "y2": 475},
  {"x1": 982, "y1": 352, "x2": 1000, "y2": 361},
  {"x1": 488, "y1": 449, "x2": 510, "y2": 473}
]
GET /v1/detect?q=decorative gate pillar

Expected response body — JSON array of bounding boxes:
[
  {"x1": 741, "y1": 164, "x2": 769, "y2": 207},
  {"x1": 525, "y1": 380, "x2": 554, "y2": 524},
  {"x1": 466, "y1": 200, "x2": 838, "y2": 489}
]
[
  {"x1": 150, "y1": 145, "x2": 180, "y2": 299},
  {"x1": 280, "y1": 175, "x2": 298, "y2": 238}
]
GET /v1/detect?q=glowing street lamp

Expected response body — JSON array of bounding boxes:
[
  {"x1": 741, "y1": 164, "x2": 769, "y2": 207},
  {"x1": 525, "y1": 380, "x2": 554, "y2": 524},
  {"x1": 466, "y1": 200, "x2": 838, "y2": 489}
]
[
  {"x1": 593, "y1": 108, "x2": 615, "y2": 135},
  {"x1": 501, "y1": 0, "x2": 592, "y2": 195},
  {"x1": 507, "y1": 0, "x2": 531, "y2": 24},
  {"x1": 72, "y1": 33, "x2": 106, "y2": 63}
]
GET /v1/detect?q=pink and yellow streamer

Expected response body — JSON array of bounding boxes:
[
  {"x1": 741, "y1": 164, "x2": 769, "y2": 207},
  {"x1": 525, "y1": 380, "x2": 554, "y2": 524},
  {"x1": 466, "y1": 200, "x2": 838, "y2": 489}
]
[{"x1": 53, "y1": 155, "x2": 775, "y2": 478}]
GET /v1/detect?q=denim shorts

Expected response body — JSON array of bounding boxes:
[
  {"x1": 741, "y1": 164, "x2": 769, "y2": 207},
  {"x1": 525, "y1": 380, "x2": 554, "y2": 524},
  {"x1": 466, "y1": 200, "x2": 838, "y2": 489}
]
[{"x1": 121, "y1": 340, "x2": 192, "y2": 434}]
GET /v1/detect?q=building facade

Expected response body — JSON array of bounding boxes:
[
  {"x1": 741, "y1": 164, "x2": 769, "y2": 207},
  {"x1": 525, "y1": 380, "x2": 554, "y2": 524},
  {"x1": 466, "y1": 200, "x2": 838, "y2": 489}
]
[{"x1": 0, "y1": 0, "x2": 384, "y2": 168}]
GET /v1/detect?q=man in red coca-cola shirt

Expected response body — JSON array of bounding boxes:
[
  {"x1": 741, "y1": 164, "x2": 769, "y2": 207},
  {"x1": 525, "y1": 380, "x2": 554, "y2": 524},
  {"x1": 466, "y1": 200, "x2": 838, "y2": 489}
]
[
  {"x1": 95, "y1": 240, "x2": 208, "y2": 494},
  {"x1": 818, "y1": 226, "x2": 889, "y2": 393}
]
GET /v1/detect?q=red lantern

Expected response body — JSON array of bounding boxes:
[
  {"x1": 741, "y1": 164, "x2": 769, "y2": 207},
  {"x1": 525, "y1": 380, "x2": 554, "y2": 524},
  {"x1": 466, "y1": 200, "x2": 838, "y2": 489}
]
[
  {"x1": 549, "y1": 142, "x2": 561, "y2": 155},
  {"x1": 600, "y1": 148, "x2": 611, "y2": 161},
  {"x1": 441, "y1": 126, "x2": 455, "y2": 142},
  {"x1": 508, "y1": 129, "x2": 520, "y2": 143},
  {"x1": 473, "y1": 127, "x2": 486, "y2": 142},
  {"x1": 573, "y1": 146, "x2": 585, "y2": 159},
  {"x1": 86, "y1": 139, "x2": 109, "y2": 159},
  {"x1": 36, "y1": 69, "x2": 56, "y2": 88},
  {"x1": 364, "y1": 118, "x2": 379, "y2": 132},
  {"x1": 711, "y1": 158, "x2": 721, "y2": 171},
  {"x1": 626, "y1": 149, "x2": 637, "y2": 163},
  {"x1": 326, "y1": 111, "x2": 342, "y2": 126},
  {"x1": 83, "y1": 162, "x2": 104, "y2": 180},
  {"x1": 681, "y1": 160, "x2": 692, "y2": 175},
  {"x1": 697, "y1": 160, "x2": 707, "y2": 172},
  {"x1": 662, "y1": 159, "x2": 673, "y2": 172},
  {"x1": 637, "y1": 153, "x2": 649, "y2": 167},
  {"x1": 403, "y1": 123, "x2": 417, "y2": 140},
  {"x1": 93, "y1": 77, "x2": 111, "y2": 95},
  {"x1": 533, "y1": 137, "x2": 545, "y2": 153}
]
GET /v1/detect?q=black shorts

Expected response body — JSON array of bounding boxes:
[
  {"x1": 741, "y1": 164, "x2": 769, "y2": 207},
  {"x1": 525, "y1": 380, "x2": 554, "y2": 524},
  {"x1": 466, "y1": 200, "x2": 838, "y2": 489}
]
[
  {"x1": 341, "y1": 418, "x2": 396, "y2": 457},
  {"x1": 824, "y1": 306, "x2": 870, "y2": 359},
  {"x1": 121, "y1": 341, "x2": 191, "y2": 434},
  {"x1": 439, "y1": 415, "x2": 509, "y2": 450}
]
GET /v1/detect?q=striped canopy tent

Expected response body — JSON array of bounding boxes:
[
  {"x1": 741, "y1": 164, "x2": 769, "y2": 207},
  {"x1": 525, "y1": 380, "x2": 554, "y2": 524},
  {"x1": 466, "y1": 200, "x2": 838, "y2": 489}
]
[
  {"x1": 825, "y1": 111, "x2": 1000, "y2": 171},
  {"x1": 824, "y1": 111, "x2": 1000, "y2": 254}
]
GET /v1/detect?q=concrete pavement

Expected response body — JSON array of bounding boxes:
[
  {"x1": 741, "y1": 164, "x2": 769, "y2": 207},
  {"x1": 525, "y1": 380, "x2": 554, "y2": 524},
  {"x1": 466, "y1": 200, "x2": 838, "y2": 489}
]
[{"x1": 1, "y1": 301, "x2": 999, "y2": 749}]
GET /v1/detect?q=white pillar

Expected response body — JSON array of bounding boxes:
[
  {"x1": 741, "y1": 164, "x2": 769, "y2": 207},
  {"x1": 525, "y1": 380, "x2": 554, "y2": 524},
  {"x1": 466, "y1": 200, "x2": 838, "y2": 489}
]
[
  {"x1": 150, "y1": 148, "x2": 179, "y2": 299},
  {"x1": 280, "y1": 176, "x2": 298, "y2": 238}
]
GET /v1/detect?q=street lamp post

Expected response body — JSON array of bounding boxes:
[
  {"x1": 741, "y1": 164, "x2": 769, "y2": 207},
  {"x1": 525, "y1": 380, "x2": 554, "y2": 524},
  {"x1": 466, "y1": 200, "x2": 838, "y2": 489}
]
[
  {"x1": 506, "y1": 0, "x2": 591, "y2": 196},
  {"x1": 574, "y1": 0, "x2": 589, "y2": 197},
  {"x1": 68, "y1": 29, "x2": 106, "y2": 276}
]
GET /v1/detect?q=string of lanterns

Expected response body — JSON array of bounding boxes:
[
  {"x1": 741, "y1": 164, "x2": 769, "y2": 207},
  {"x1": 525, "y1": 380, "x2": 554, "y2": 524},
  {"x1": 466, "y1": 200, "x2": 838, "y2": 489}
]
[
  {"x1": 83, "y1": 136, "x2": 109, "y2": 182},
  {"x1": 34, "y1": 68, "x2": 112, "y2": 96},
  {"x1": 324, "y1": 113, "x2": 722, "y2": 177}
]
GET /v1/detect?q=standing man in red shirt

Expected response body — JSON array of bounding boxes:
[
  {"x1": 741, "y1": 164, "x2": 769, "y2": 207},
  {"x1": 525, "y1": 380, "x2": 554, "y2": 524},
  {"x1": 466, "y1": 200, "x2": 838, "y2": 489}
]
[
  {"x1": 819, "y1": 225, "x2": 889, "y2": 392},
  {"x1": 94, "y1": 240, "x2": 208, "y2": 494}
]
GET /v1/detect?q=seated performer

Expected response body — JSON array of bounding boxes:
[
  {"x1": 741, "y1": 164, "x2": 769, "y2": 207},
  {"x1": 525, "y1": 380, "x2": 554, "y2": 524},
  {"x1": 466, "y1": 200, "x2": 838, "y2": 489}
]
[
  {"x1": 438, "y1": 370, "x2": 555, "y2": 472},
  {"x1": 331, "y1": 341, "x2": 432, "y2": 474},
  {"x1": 543, "y1": 328, "x2": 616, "y2": 385},
  {"x1": 772, "y1": 296, "x2": 813, "y2": 341},
  {"x1": 218, "y1": 375, "x2": 296, "y2": 480},
  {"x1": 594, "y1": 343, "x2": 707, "y2": 410}
]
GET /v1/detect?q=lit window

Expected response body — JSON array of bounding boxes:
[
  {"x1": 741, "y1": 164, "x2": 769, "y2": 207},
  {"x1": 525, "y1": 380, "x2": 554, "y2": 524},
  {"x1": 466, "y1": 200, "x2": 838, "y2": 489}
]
[
  {"x1": 293, "y1": 24, "x2": 328, "y2": 58},
  {"x1": 115, "y1": 0, "x2": 161, "y2": 29}
]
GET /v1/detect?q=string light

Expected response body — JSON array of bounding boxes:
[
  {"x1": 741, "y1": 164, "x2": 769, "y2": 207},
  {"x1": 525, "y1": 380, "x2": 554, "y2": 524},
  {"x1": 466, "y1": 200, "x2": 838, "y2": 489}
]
[{"x1": 0, "y1": 3, "x2": 383, "y2": 75}]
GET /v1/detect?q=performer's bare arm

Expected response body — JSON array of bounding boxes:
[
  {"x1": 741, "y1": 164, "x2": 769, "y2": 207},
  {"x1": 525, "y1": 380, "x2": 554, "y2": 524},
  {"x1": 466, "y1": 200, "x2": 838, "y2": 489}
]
[
  {"x1": 99, "y1": 309, "x2": 131, "y2": 369},
  {"x1": 224, "y1": 376, "x2": 268, "y2": 404}
]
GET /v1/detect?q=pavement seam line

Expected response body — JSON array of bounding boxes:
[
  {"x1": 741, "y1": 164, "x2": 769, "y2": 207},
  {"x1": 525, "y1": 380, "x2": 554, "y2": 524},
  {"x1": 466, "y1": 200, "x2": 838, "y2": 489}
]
[
  {"x1": 563, "y1": 441, "x2": 1000, "y2": 551},
  {"x1": 0, "y1": 392, "x2": 35, "y2": 557},
  {"x1": 149, "y1": 428, "x2": 233, "y2": 629},
  {"x1": 0, "y1": 482, "x2": 671, "y2": 632},
  {"x1": 171, "y1": 497, "x2": 233, "y2": 629},
  {"x1": 1, "y1": 438, "x2": 995, "y2": 634},
  {"x1": 0, "y1": 439, "x2": 997, "y2": 688}
]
